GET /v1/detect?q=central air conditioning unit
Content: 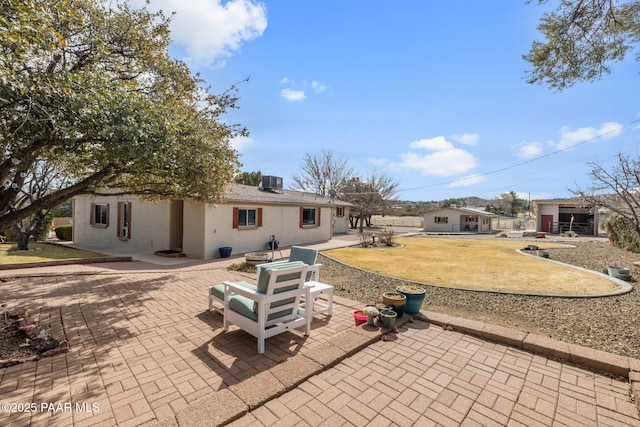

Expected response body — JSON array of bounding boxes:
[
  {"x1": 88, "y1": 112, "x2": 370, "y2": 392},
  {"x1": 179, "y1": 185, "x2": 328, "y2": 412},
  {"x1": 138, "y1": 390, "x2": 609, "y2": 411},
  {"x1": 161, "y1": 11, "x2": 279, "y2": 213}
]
[{"x1": 261, "y1": 175, "x2": 283, "y2": 191}]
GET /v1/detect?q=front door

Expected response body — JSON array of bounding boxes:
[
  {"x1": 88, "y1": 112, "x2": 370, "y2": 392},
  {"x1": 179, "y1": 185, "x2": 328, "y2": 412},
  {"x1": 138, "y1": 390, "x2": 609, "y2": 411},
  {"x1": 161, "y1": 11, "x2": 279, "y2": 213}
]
[{"x1": 541, "y1": 215, "x2": 554, "y2": 233}]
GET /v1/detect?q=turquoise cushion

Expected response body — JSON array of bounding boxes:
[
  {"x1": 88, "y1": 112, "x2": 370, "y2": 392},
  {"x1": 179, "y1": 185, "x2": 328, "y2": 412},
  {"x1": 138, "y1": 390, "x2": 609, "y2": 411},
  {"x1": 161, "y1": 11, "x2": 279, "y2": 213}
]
[
  {"x1": 229, "y1": 294, "x2": 294, "y2": 322},
  {"x1": 289, "y1": 247, "x2": 318, "y2": 281},
  {"x1": 210, "y1": 281, "x2": 256, "y2": 301},
  {"x1": 289, "y1": 246, "x2": 318, "y2": 265},
  {"x1": 256, "y1": 261, "x2": 305, "y2": 294}
]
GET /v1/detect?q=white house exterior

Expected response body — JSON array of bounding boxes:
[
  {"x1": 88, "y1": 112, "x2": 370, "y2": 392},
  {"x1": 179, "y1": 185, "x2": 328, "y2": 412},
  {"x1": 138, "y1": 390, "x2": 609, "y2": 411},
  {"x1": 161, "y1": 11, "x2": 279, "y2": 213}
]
[
  {"x1": 73, "y1": 183, "x2": 352, "y2": 260},
  {"x1": 423, "y1": 207, "x2": 494, "y2": 233}
]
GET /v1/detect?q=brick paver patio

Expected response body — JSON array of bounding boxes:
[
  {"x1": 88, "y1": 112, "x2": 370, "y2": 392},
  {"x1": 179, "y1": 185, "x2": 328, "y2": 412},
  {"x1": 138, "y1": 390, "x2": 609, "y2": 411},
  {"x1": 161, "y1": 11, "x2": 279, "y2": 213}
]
[{"x1": 0, "y1": 239, "x2": 638, "y2": 426}]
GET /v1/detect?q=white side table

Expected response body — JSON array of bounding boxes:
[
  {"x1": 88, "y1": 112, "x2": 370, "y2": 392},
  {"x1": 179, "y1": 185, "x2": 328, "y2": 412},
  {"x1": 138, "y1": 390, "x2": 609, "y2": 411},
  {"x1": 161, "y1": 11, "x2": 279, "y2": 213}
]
[{"x1": 301, "y1": 281, "x2": 334, "y2": 328}]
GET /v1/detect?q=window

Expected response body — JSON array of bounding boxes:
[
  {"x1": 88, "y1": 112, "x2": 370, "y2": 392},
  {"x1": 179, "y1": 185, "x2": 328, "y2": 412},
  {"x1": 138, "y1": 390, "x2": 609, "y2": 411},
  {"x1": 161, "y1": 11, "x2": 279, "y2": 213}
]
[
  {"x1": 335, "y1": 207, "x2": 344, "y2": 217},
  {"x1": 117, "y1": 202, "x2": 131, "y2": 239},
  {"x1": 90, "y1": 203, "x2": 109, "y2": 227},
  {"x1": 300, "y1": 207, "x2": 321, "y2": 227},
  {"x1": 435, "y1": 216, "x2": 448, "y2": 224},
  {"x1": 233, "y1": 207, "x2": 262, "y2": 229}
]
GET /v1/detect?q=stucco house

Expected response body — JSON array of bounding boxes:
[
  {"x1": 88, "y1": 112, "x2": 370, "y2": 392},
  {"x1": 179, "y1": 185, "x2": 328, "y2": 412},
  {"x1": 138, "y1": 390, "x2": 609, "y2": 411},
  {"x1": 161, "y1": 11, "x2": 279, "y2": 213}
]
[
  {"x1": 532, "y1": 199, "x2": 600, "y2": 236},
  {"x1": 72, "y1": 178, "x2": 352, "y2": 260},
  {"x1": 423, "y1": 206, "x2": 494, "y2": 233}
]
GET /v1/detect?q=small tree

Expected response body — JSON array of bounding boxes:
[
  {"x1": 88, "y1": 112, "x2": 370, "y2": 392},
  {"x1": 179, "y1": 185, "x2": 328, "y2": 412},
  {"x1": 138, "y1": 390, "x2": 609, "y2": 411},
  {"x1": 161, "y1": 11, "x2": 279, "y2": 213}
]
[
  {"x1": 575, "y1": 152, "x2": 640, "y2": 249},
  {"x1": 343, "y1": 171, "x2": 398, "y2": 232}
]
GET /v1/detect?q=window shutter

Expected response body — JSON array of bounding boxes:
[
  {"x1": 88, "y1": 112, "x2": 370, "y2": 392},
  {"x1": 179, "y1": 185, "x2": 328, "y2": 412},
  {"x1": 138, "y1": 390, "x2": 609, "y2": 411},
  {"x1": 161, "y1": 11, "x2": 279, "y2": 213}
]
[
  {"x1": 300, "y1": 207, "x2": 304, "y2": 228},
  {"x1": 434, "y1": 217, "x2": 437, "y2": 223},
  {"x1": 317, "y1": 208, "x2": 321, "y2": 226},
  {"x1": 117, "y1": 202, "x2": 122, "y2": 237},
  {"x1": 106, "y1": 204, "x2": 110, "y2": 227},
  {"x1": 90, "y1": 203, "x2": 95, "y2": 224},
  {"x1": 257, "y1": 208, "x2": 263, "y2": 227},
  {"x1": 232, "y1": 207, "x2": 239, "y2": 229},
  {"x1": 445, "y1": 217, "x2": 448, "y2": 224},
  {"x1": 127, "y1": 202, "x2": 132, "y2": 239}
]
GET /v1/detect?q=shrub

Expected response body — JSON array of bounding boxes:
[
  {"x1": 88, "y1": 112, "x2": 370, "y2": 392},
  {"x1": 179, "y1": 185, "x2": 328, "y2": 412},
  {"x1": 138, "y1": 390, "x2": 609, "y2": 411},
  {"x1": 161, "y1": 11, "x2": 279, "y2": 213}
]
[
  {"x1": 380, "y1": 228, "x2": 395, "y2": 246},
  {"x1": 605, "y1": 216, "x2": 640, "y2": 253},
  {"x1": 55, "y1": 224, "x2": 73, "y2": 241},
  {"x1": 522, "y1": 231, "x2": 538, "y2": 237}
]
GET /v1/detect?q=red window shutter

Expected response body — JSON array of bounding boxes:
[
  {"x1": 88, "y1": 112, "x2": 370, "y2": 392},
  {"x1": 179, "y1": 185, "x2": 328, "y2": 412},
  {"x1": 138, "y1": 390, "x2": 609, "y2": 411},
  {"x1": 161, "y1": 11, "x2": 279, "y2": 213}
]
[
  {"x1": 127, "y1": 202, "x2": 132, "y2": 239},
  {"x1": 434, "y1": 217, "x2": 437, "y2": 223},
  {"x1": 445, "y1": 217, "x2": 448, "y2": 224},
  {"x1": 117, "y1": 202, "x2": 122, "y2": 237},
  {"x1": 232, "y1": 207, "x2": 239, "y2": 229},
  {"x1": 317, "y1": 208, "x2": 321, "y2": 226},
  {"x1": 257, "y1": 208, "x2": 263, "y2": 227},
  {"x1": 300, "y1": 207, "x2": 304, "y2": 228},
  {"x1": 90, "y1": 203, "x2": 95, "y2": 224}
]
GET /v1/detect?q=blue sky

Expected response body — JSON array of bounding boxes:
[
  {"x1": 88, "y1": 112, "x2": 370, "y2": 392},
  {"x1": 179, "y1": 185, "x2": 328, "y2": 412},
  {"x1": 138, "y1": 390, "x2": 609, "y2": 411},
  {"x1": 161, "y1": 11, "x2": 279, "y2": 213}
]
[{"x1": 134, "y1": 0, "x2": 639, "y2": 203}]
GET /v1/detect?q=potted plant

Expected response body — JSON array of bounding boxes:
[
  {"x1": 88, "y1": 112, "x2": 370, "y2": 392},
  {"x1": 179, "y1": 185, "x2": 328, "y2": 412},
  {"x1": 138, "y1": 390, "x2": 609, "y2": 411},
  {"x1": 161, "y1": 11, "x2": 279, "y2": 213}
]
[
  {"x1": 382, "y1": 292, "x2": 406, "y2": 318},
  {"x1": 396, "y1": 285, "x2": 426, "y2": 314},
  {"x1": 379, "y1": 308, "x2": 397, "y2": 329}
]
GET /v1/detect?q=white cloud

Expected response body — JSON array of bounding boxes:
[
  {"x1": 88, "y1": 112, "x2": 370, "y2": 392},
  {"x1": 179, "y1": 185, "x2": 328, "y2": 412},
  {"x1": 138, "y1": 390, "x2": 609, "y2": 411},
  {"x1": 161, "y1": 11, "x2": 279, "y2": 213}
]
[
  {"x1": 447, "y1": 175, "x2": 486, "y2": 188},
  {"x1": 230, "y1": 135, "x2": 254, "y2": 151},
  {"x1": 367, "y1": 157, "x2": 389, "y2": 166},
  {"x1": 280, "y1": 88, "x2": 306, "y2": 101},
  {"x1": 134, "y1": 0, "x2": 267, "y2": 66},
  {"x1": 311, "y1": 81, "x2": 327, "y2": 93},
  {"x1": 512, "y1": 142, "x2": 543, "y2": 159},
  {"x1": 554, "y1": 121, "x2": 623, "y2": 150},
  {"x1": 279, "y1": 78, "x2": 328, "y2": 100},
  {"x1": 451, "y1": 133, "x2": 479, "y2": 146},
  {"x1": 397, "y1": 136, "x2": 478, "y2": 176}
]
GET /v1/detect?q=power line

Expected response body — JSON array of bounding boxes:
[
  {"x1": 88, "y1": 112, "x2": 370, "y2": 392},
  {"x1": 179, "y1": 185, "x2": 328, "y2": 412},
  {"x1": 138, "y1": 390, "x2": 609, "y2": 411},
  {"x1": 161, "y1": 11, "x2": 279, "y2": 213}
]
[{"x1": 396, "y1": 117, "x2": 640, "y2": 194}]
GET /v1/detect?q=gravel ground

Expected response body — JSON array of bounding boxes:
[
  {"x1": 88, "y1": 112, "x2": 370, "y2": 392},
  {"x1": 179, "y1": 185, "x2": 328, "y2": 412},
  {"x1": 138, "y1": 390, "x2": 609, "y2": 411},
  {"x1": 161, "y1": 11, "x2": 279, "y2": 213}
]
[{"x1": 320, "y1": 238, "x2": 640, "y2": 359}]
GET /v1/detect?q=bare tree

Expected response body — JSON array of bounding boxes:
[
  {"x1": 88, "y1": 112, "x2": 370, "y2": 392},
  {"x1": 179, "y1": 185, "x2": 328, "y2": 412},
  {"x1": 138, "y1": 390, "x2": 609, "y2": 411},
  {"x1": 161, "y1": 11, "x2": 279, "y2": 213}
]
[
  {"x1": 575, "y1": 152, "x2": 640, "y2": 238},
  {"x1": 290, "y1": 150, "x2": 354, "y2": 196},
  {"x1": 343, "y1": 171, "x2": 398, "y2": 232}
]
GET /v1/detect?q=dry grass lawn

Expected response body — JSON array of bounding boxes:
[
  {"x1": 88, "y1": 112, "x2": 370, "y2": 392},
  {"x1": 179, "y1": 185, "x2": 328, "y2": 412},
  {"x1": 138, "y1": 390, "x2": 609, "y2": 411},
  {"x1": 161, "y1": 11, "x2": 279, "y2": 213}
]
[
  {"x1": 0, "y1": 243, "x2": 103, "y2": 264},
  {"x1": 323, "y1": 237, "x2": 622, "y2": 296}
]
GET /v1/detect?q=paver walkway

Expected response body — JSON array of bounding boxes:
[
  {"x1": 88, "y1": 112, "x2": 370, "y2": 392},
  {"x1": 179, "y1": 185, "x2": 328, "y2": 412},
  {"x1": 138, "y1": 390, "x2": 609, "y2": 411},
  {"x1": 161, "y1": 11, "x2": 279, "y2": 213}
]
[
  {"x1": 230, "y1": 320, "x2": 640, "y2": 427},
  {"x1": 0, "y1": 234, "x2": 638, "y2": 426}
]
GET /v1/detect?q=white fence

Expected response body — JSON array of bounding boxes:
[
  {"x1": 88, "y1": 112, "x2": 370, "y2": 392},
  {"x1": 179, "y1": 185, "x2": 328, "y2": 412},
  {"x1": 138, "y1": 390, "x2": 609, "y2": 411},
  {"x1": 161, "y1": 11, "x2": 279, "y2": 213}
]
[{"x1": 369, "y1": 215, "x2": 424, "y2": 228}]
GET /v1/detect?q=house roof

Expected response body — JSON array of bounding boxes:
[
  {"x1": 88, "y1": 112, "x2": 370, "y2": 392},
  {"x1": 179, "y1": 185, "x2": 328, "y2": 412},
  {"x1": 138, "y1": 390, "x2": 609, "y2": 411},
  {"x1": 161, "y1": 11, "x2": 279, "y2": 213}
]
[
  {"x1": 224, "y1": 183, "x2": 353, "y2": 207},
  {"x1": 425, "y1": 206, "x2": 495, "y2": 217}
]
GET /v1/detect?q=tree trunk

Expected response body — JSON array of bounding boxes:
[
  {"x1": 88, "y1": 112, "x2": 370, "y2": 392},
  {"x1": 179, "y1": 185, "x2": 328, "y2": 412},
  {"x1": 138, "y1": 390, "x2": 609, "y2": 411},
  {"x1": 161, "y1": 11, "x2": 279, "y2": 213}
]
[{"x1": 16, "y1": 230, "x2": 30, "y2": 251}]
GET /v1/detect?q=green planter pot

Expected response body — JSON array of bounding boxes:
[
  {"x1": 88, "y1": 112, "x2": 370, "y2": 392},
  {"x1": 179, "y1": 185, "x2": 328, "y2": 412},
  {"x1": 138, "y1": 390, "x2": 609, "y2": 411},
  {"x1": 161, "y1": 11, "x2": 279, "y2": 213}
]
[
  {"x1": 396, "y1": 285, "x2": 426, "y2": 314},
  {"x1": 379, "y1": 309, "x2": 397, "y2": 329}
]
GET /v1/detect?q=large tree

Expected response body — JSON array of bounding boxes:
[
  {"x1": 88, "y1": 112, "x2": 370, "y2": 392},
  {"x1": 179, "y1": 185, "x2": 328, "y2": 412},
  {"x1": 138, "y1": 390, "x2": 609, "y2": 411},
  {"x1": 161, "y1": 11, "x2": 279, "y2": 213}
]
[
  {"x1": 290, "y1": 150, "x2": 354, "y2": 197},
  {"x1": 525, "y1": 0, "x2": 640, "y2": 90},
  {"x1": 0, "y1": 0, "x2": 243, "y2": 231}
]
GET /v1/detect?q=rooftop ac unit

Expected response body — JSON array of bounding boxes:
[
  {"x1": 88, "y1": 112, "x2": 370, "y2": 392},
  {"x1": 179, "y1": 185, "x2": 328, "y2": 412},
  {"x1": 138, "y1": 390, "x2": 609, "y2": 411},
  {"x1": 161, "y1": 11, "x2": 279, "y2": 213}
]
[{"x1": 261, "y1": 175, "x2": 283, "y2": 191}]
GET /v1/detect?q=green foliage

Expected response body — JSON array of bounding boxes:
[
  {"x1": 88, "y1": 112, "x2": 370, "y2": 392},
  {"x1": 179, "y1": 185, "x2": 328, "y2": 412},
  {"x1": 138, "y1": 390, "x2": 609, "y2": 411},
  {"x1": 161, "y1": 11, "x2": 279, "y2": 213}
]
[
  {"x1": 440, "y1": 198, "x2": 466, "y2": 208},
  {"x1": 51, "y1": 201, "x2": 73, "y2": 217},
  {"x1": 605, "y1": 216, "x2": 640, "y2": 253},
  {"x1": 525, "y1": 1, "x2": 640, "y2": 90},
  {"x1": 0, "y1": 0, "x2": 243, "y2": 230},
  {"x1": 55, "y1": 225, "x2": 73, "y2": 241},
  {"x1": 235, "y1": 171, "x2": 262, "y2": 186}
]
